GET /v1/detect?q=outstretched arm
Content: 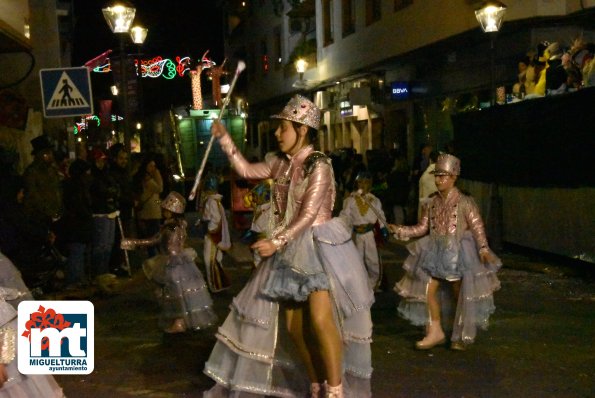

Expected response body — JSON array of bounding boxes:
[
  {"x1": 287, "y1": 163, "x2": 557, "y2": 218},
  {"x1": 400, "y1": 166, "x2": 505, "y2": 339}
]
[{"x1": 212, "y1": 122, "x2": 271, "y2": 180}]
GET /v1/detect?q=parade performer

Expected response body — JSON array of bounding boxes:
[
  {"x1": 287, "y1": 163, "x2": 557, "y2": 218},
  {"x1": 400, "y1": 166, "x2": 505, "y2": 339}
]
[
  {"x1": 0, "y1": 251, "x2": 64, "y2": 397},
  {"x1": 340, "y1": 171, "x2": 388, "y2": 291},
  {"x1": 240, "y1": 179, "x2": 272, "y2": 267},
  {"x1": 389, "y1": 154, "x2": 501, "y2": 351},
  {"x1": 203, "y1": 95, "x2": 373, "y2": 398},
  {"x1": 201, "y1": 176, "x2": 232, "y2": 293},
  {"x1": 121, "y1": 192, "x2": 217, "y2": 333}
]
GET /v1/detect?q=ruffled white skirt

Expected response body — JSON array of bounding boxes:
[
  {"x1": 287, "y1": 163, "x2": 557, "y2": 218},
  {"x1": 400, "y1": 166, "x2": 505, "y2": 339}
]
[
  {"x1": 0, "y1": 320, "x2": 64, "y2": 398},
  {"x1": 143, "y1": 249, "x2": 217, "y2": 330},
  {"x1": 394, "y1": 231, "x2": 501, "y2": 343},
  {"x1": 203, "y1": 218, "x2": 374, "y2": 397}
]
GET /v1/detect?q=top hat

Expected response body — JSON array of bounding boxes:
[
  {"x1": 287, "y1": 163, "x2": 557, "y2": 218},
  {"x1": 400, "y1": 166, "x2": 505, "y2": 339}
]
[
  {"x1": 431, "y1": 154, "x2": 461, "y2": 176},
  {"x1": 271, "y1": 94, "x2": 321, "y2": 130},
  {"x1": 30, "y1": 135, "x2": 53, "y2": 154}
]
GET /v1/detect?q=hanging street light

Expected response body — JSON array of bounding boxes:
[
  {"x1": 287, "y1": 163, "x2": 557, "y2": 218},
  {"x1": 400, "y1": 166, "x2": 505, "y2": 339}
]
[
  {"x1": 475, "y1": 1, "x2": 507, "y2": 106},
  {"x1": 475, "y1": 1, "x2": 507, "y2": 252},
  {"x1": 295, "y1": 58, "x2": 308, "y2": 81},
  {"x1": 475, "y1": 1, "x2": 507, "y2": 33},
  {"x1": 102, "y1": 2, "x2": 136, "y2": 152},
  {"x1": 130, "y1": 26, "x2": 148, "y2": 45}
]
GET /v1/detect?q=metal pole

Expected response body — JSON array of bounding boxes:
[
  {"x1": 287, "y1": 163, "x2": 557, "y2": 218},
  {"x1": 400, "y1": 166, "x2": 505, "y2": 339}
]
[
  {"x1": 116, "y1": 215, "x2": 132, "y2": 277},
  {"x1": 119, "y1": 33, "x2": 130, "y2": 152},
  {"x1": 490, "y1": 32, "x2": 496, "y2": 107},
  {"x1": 136, "y1": 45, "x2": 144, "y2": 147}
]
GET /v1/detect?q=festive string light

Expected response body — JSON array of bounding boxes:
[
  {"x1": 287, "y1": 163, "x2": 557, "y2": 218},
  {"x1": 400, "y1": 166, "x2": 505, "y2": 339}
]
[
  {"x1": 72, "y1": 115, "x2": 123, "y2": 135},
  {"x1": 73, "y1": 115, "x2": 101, "y2": 134},
  {"x1": 92, "y1": 55, "x2": 198, "y2": 79}
]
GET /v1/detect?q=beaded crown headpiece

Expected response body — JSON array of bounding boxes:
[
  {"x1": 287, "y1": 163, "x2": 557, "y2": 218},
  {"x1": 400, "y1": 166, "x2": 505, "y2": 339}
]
[
  {"x1": 161, "y1": 191, "x2": 186, "y2": 214},
  {"x1": 271, "y1": 94, "x2": 321, "y2": 130},
  {"x1": 431, "y1": 154, "x2": 461, "y2": 176}
]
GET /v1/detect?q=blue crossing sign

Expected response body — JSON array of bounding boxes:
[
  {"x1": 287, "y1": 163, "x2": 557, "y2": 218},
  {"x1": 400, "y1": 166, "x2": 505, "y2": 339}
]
[{"x1": 40, "y1": 67, "x2": 93, "y2": 118}]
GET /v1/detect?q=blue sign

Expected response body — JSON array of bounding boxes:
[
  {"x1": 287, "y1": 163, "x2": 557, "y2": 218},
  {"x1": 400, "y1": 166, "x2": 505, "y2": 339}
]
[
  {"x1": 40, "y1": 67, "x2": 93, "y2": 118},
  {"x1": 391, "y1": 81, "x2": 410, "y2": 101}
]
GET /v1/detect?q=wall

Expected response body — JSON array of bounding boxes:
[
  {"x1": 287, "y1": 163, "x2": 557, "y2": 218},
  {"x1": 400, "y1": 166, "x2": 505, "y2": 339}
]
[{"x1": 459, "y1": 179, "x2": 595, "y2": 263}]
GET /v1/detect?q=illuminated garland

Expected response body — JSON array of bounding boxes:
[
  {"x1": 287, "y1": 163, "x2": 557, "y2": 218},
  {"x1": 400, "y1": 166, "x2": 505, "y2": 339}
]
[
  {"x1": 73, "y1": 114, "x2": 123, "y2": 135},
  {"x1": 93, "y1": 56, "x2": 194, "y2": 79}
]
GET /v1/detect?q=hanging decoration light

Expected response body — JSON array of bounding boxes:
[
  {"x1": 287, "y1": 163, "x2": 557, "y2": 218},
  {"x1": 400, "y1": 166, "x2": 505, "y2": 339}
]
[
  {"x1": 102, "y1": 4, "x2": 136, "y2": 34},
  {"x1": 474, "y1": 1, "x2": 507, "y2": 33}
]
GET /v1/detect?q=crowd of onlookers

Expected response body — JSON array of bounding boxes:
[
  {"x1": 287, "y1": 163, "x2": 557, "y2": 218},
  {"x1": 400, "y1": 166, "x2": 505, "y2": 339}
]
[
  {"x1": 0, "y1": 133, "x2": 448, "y2": 298},
  {"x1": 510, "y1": 38, "x2": 594, "y2": 100},
  {"x1": 0, "y1": 135, "x2": 181, "y2": 296}
]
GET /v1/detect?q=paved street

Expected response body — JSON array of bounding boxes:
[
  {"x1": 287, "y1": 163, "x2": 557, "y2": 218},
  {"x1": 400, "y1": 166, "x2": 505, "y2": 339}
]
[{"x1": 52, "y1": 216, "x2": 595, "y2": 398}]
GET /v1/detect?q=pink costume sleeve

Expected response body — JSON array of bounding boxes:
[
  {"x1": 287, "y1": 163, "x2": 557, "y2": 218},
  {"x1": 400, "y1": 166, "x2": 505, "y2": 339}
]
[
  {"x1": 399, "y1": 205, "x2": 430, "y2": 238},
  {"x1": 273, "y1": 160, "x2": 333, "y2": 247},
  {"x1": 218, "y1": 132, "x2": 271, "y2": 180},
  {"x1": 124, "y1": 234, "x2": 160, "y2": 247},
  {"x1": 463, "y1": 197, "x2": 490, "y2": 253}
]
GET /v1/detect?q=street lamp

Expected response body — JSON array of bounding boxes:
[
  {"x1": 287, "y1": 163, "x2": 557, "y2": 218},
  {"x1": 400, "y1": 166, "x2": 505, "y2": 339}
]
[
  {"x1": 475, "y1": 1, "x2": 506, "y2": 251},
  {"x1": 295, "y1": 58, "x2": 308, "y2": 81},
  {"x1": 102, "y1": 2, "x2": 136, "y2": 151},
  {"x1": 129, "y1": 26, "x2": 147, "y2": 45},
  {"x1": 475, "y1": 1, "x2": 507, "y2": 106},
  {"x1": 130, "y1": 25, "x2": 148, "y2": 148}
]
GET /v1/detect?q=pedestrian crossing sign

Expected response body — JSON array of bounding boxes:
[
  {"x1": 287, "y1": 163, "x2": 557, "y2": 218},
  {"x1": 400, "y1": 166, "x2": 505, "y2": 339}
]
[{"x1": 40, "y1": 67, "x2": 94, "y2": 118}]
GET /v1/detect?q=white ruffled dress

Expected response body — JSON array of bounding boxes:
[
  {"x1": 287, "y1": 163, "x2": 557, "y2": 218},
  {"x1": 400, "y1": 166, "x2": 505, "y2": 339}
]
[{"x1": 203, "y1": 136, "x2": 374, "y2": 397}]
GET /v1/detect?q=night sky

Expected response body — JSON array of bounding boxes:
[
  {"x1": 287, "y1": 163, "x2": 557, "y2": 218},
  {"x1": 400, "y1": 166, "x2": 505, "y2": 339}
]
[{"x1": 72, "y1": 0, "x2": 225, "y2": 113}]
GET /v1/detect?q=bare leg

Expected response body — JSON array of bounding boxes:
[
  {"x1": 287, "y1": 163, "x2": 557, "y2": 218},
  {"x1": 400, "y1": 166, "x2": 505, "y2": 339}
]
[
  {"x1": 285, "y1": 305, "x2": 318, "y2": 382},
  {"x1": 416, "y1": 278, "x2": 446, "y2": 349},
  {"x1": 307, "y1": 290, "x2": 343, "y2": 387}
]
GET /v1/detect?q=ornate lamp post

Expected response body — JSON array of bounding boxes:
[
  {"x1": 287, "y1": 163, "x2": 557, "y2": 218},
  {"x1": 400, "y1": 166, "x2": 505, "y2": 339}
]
[
  {"x1": 102, "y1": 2, "x2": 136, "y2": 151},
  {"x1": 130, "y1": 25, "x2": 148, "y2": 148},
  {"x1": 475, "y1": 1, "x2": 507, "y2": 106},
  {"x1": 475, "y1": 1, "x2": 507, "y2": 251}
]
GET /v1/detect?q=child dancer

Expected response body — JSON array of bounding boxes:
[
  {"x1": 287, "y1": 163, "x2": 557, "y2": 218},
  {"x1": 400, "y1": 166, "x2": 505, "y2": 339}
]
[
  {"x1": 122, "y1": 191, "x2": 217, "y2": 333},
  {"x1": 390, "y1": 154, "x2": 501, "y2": 350},
  {"x1": 240, "y1": 179, "x2": 272, "y2": 267},
  {"x1": 203, "y1": 95, "x2": 373, "y2": 398},
  {"x1": 340, "y1": 171, "x2": 389, "y2": 291},
  {"x1": 201, "y1": 176, "x2": 231, "y2": 293}
]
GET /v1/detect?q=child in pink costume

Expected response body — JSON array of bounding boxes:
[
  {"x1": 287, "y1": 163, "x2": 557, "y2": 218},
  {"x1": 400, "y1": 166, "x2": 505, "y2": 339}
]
[{"x1": 390, "y1": 154, "x2": 501, "y2": 351}]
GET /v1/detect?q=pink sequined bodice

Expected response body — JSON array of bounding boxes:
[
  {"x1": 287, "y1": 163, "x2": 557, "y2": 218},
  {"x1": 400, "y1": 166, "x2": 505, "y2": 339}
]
[
  {"x1": 400, "y1": 188, "x2": 490, "y2": 252},
  {"x1": 218, "y1": 133, "x2": 334, "y2": 247},
  {"x1": 161, "y1": 219, "x2": 187, "y2": 256}
]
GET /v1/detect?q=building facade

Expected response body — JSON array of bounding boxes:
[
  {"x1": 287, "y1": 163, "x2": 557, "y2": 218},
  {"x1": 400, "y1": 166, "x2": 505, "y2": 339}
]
[
  {"x1": 0, "y1": 0, "x2": 73, "y2": 172},
  {"x1": 221, "y1": 0, "x2": 595, "y2": 261},
  {"x1": 223, "y1": 0, "x2": 595, "y2": 163}
]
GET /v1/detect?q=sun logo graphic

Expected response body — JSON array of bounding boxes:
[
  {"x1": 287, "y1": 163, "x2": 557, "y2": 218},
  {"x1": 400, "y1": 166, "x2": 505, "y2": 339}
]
[{"x1": 18, "y1": 301, "x2": 94, "y2": 375}]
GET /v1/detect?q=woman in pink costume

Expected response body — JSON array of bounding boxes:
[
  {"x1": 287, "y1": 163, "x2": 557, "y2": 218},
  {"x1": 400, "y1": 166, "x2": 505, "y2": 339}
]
[
  {"x1": 390, "y1": 154, "x2": 501, "y2": 351},
  {"x1": 203, "y1": 95, "x2": 373, "y2": 398}
]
